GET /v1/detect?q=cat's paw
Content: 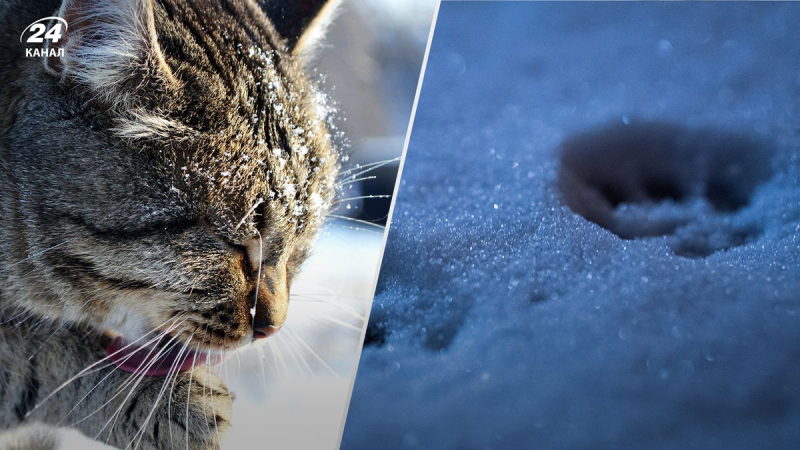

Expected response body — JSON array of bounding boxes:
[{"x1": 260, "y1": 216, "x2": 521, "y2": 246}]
[
  {"x1": 160, "y1": 366, "x2": 232, "y2": 450},
  {"x1": 114, "y1": 367, "x2": 233, "y2": 450}
]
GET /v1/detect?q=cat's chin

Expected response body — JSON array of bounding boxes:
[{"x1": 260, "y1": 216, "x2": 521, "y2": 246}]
[{"x1": 106, "y1": 335, "x2": 228, "y2": 377}]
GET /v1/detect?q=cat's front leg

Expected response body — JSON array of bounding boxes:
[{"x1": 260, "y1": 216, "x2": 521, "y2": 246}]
[
  {"x1": 1, "y1": 324, "x2": 232, "y2": 450},
  {"x1": 103, "y1": 366, "x2": 232, "y2": 450}
]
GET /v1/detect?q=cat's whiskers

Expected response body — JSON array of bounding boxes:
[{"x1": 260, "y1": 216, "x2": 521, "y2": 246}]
[
  {"x1": 129, "y1": 330, "x2": 195, "y2": 450},
  {"x1": 58, "y1": 330, "x2": 181, "y2": 427},
  {"x1": 283, "y1": 329, "x2": 316, "y2": 377},
  {"x1": 291, "y1": 290, "x2": 367, "y2": 302},
  {"x1": 101, "y1": 323, "x2": 191, "y2": 443},
  {"x1": 0, "y1": 270, "x2": 77, "y2": 330},
  {"x1": 66, "y1": 319, "x2": 191, "y2": 430},
  {"x1": 326, "y1": 156, "x2": 400, "y2": 239},
  {"x1": 331, "y1": 194, "x2": 393, "y2": 206},
  {"x1": 194, "y1": 328, "x2": 214, "y2": 448},
  {"x1": 167, "y1": 335, "x2": 194, "y2": 450},
  {"x1": 324, "y1": 214, "x2": 385, "y2": 233},
  {"x1": 335, "y1": 157, "x2": 400, "y2": 180},
  {"x1": 192, "y1": 336, "x2": 216, "y2": 450},
  {"x1": 274, "y1": 333, "x2": 299, "y2": 378},
  {"x1": 268, "y1": 337, "x2": 290, "y2": 380},
  {"x1": 184, "y1": 343, "x2": 199, "y2": 450},
  {"x1": 290, "y1": 294, "x2": 366, "y2": 321},
  {"x1": 27, "y1": 302, "x2": 94, "y2": 362},
  {"x1": 221, "y1": 346, "x2": 231, "y2": 387},
  {"x1": 276, "y1": 331, "x2": 310, "y2": 377},
  {"x1": 0, "y1": 307, "x2": 36, "y2": 326},
  {"x1": 301, "y1": 315, "x2": 363, "y2": 337},
  {"x1": 0, "y1": 239, "x2": 73, "y2": 274},
  {"x1": 248, "y1": 280, "x2": 370, "y2": 380},
  {"x1": 336, "y1": 175, "x2": 377, "y2": 188},
  {"x1": 205, "y1": 350, "x2": 223, "y2": 449},
  {"x1": 250, "y1": 229, "x2": 264, "y2": 328},
  {"x1": 292, "y1": 299, "x2": 366, "y2": 337},
  {"x1": 255, "y1": 344, "x2": 271, "y2": 394},
  {"x1": 284, "y1": 326, "x2": 338, "y2": 377},
  {"x1": 81, "y1": 322, "x2": 188, "y2": 427},
  {"x1": 265, "y1": 338, "x2": 281, "y2": 380},
  {"x1": 28, "y1": 316, "x2": 184, "y2": 419}
]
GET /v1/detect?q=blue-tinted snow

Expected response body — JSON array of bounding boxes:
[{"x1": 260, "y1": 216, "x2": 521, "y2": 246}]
[{"x1": 342, "y1": 3, "x2": 800, "y2": 449}]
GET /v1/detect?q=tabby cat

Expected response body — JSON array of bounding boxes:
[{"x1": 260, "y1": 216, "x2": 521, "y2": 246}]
[{"x1": 0, "y1": 0, "x2": 340, "y2": 448}]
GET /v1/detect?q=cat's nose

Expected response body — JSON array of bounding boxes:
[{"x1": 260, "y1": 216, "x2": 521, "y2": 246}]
[
  {"x1": 249, "y1": 264, "x2": 289, "y2": 340},
  {"x1": 253, "y1": 324, "x2": 281, "y2": 339},
  {"x1": 250, "y1": 285, "x2": 287, "y2": 339}
]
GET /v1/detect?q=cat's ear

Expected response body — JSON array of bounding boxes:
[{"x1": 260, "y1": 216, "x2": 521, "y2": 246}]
[
  {"x1": 259, "y1": 0, "x2": 341, "y2": 60},
  {"x1": 45, "y1": 0, "x2": 176, "y2": 105}
]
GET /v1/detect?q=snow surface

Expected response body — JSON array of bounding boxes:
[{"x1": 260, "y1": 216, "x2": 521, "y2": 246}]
[{"x1": 342, "y1": 3, "x2": 800, "y2": 449}]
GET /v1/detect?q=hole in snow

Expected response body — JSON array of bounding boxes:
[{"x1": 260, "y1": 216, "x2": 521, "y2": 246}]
[{"x1": 558, "y1": 121, "x2": 774, "y2": 258}]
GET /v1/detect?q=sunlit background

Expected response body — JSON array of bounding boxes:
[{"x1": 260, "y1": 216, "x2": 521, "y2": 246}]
[{"x1": 56, "y1": 0, "x2": 436, "y2": 448}]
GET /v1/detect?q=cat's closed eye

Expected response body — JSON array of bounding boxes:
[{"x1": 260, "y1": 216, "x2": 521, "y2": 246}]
[{"x1": 62, "y1": 212, "x2": 198, "y2": 239}]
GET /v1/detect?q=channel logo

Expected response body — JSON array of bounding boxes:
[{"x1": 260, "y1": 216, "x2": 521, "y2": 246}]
[{"x1": 20, "y1": 17, "x2": 68, "y2": 58}]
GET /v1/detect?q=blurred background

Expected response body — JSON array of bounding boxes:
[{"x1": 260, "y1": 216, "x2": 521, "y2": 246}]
[
  {"x1": 320, "y1": 0, "x2": 435, "y2": 226},
  {"x1": 55, "y1": 1, "x2": 437, "y2": 449}
]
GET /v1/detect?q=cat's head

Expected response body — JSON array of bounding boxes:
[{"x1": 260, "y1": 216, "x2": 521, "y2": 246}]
[{"x1": 0, "y1": 0, "x2": 341, "y2": 355}]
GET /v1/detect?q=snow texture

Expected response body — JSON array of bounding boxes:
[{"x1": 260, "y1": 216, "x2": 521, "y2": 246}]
[{"x1": 342, "y1": 3, "x2": 800, "y2": 449}]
